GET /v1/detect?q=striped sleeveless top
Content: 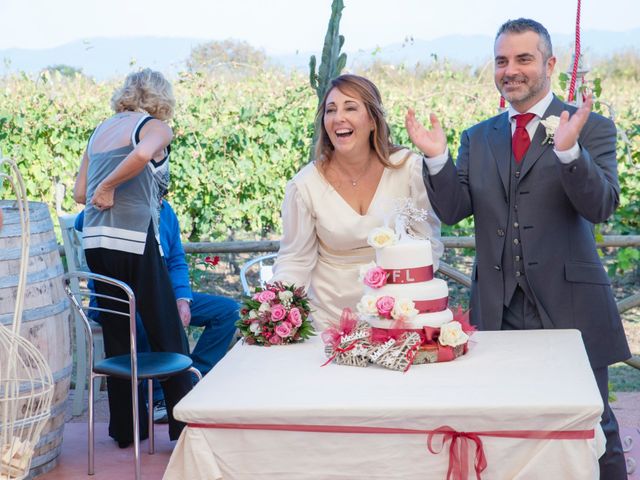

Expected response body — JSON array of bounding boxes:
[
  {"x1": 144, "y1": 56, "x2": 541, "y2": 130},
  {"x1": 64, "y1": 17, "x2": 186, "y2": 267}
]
[{"x1": 82, "y1": 113, "x2": 170, "y2": 255}]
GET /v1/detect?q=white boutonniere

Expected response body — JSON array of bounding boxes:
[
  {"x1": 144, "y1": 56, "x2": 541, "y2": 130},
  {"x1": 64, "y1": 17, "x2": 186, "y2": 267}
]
[{"x1": 540, "y1": 115, "x2": 560, "y2": 145}]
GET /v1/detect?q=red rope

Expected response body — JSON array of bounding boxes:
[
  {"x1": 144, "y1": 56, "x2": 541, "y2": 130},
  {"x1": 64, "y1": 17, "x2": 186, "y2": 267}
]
[{"x1": 568, "y1": 0, "x2": 582, "y2": 102}]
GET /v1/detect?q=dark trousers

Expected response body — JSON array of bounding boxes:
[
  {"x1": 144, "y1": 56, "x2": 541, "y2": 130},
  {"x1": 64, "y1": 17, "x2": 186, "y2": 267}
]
[
  {"x1": 139, "y1": 292, "x2": 239, "y2": 402},
  {"x1": 85, "y1": 224, "x2": 193, "y2": 442},
  {"x1": 502, "y1": 287, "x2": 627, "y2": 479}
]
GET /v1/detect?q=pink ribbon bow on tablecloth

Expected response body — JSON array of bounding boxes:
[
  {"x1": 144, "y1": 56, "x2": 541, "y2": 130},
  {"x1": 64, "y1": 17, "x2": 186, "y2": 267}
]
[{"x1": 427, "y1": 426, "x2": 487, "y2": 480}]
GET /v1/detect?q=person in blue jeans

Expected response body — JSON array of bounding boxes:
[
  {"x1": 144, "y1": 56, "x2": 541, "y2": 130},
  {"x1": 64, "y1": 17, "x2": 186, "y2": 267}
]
[{"x1": 76, "y1": 201, "x2": 239, "y2": 420}]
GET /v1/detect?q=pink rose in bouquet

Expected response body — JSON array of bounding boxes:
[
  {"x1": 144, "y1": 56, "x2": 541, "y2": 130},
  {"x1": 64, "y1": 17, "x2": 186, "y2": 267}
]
[
  {"x1": 237, "y1": 282, "x2": 315, "y2": 346},
  {"x1": 363, "y1": 266, "x2": 388, "y2": 289},
  {"x1": 288, "y1": 307, "x2": 302, "y2": 327},
  {"x1": 375, "y1": 296, "x2": 395, "y2": 319},
  {"x1": 271, "y1": 304, "x2": 287, "y2": 321},
  {"x1": 275, "y1": 321, "x2": 293, "y2": 338},
  {"x1": 255, "y1": 290, "x2": 276, "y2": 303}
]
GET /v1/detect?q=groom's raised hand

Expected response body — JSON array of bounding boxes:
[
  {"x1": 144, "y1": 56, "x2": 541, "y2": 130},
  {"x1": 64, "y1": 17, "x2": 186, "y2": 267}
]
[
  {"x1": 553, "y1": 94, "x2": 594, "y2": 152},
  {"x1": 405, "y1": 109, "x2": 447, "y2": 158}
]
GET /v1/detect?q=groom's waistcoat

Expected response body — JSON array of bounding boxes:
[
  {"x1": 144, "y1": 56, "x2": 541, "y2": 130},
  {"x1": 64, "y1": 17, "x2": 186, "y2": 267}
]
[{"x1": 501, "y1": 153, "x2": 534, "y2": 306}]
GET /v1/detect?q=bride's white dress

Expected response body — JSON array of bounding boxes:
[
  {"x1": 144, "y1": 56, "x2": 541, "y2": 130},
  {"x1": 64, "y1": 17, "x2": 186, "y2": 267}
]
[{"x1": 271, "y1": 149, "x2": 443, "y2": 330}]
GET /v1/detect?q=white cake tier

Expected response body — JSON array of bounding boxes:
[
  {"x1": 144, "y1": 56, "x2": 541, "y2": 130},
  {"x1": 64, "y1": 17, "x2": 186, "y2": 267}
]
[
  {"x1": 376, "y1": 238, "x2": 433, "y2": 270},
  {"x1": 366, "y1": 308, "x2": 454, "y2": 329},
  {"x1": 364, "y1": 278, "x2": 449, "y2": 313}
]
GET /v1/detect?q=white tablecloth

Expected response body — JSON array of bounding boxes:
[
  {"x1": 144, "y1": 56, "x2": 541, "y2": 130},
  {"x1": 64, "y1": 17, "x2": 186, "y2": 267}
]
[{"x1": 164, "y1": 329, "x2": 605, "y2": 480}]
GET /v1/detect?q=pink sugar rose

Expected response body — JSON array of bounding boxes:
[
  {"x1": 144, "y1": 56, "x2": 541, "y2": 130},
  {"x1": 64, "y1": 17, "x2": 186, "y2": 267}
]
[
  {"x1": 255, "y1": 290, "x2": 276, "y2": 303},
  {"x1": 275, "y1": 321, "x2": 293, "y2": 338},
  {"x1": 363, "y1": 266, "x2": 388, "y2": 289},
  {"x1": 288, "y1": 307, "x2": 302, "y2": 327},
  {"x1": 269, "y1": 334, "x2": 282, "y2": 345},
  {"x1": 271, "y1": 304, "x2": 287, "y2": 321},
  {"x1": 375, "y1": 296, "x2": 395, "y2": 319}
]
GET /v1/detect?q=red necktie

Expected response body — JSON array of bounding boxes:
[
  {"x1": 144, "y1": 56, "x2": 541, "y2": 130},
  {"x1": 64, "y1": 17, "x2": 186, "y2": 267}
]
[{"x1": 512, "y1": 113, "x2": 536, "y2": 163}]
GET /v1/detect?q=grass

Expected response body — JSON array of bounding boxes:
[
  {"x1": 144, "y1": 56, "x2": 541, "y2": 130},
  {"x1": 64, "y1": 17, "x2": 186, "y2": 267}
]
[{"x1": 610, "y1": 362, "x2": 640, "y2": 392}]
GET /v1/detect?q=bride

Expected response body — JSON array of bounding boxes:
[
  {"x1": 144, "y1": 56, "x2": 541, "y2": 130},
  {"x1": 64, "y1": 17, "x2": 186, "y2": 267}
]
[{"x1": 270, "y1": 74, "x2": 443, "y2": 330}]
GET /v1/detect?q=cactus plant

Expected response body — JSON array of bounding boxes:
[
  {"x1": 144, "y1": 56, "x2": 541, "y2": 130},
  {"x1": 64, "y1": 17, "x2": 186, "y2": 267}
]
[
  {"x1": 308, "y1": 0, "x2": 347, "y2": 160},
  {"x1": 309, "y1": 0, "x2": 347, "y2": 106}
]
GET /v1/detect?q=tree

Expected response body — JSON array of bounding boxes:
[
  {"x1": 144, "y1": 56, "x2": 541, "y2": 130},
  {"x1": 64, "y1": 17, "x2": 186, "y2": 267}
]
[
  {"x1": 187, "y1": 39, "x2": 268, "y2": 76},
  {"x1": 43, "y1": 64, "x2": 84, "y2": 78}
]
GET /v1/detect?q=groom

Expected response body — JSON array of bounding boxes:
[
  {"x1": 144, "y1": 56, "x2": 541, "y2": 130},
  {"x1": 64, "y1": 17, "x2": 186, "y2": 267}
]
[{"x1": 406, "y1": 18, "x2": 630, "y2": 478}]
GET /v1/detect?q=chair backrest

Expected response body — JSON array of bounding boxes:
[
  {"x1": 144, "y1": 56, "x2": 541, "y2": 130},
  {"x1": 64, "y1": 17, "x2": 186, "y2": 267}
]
[
  {"x1": 59, "y1": 212, "x2": 99, "y2": 322},
  {"x1": 239, "y1": 253, "x2": 277, "y2": 296},
  {"x1": 58, "y1": 213, "x2": 88, "y2": 274},
  {"x1": 63, "y1": 272, "x2": 138, "y2": 368}
]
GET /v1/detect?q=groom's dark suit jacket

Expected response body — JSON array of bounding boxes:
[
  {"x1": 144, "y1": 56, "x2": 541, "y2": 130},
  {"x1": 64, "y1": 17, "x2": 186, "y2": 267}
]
[{"x1": 424, "y1": 95, "x2": 630, "y2": 368}]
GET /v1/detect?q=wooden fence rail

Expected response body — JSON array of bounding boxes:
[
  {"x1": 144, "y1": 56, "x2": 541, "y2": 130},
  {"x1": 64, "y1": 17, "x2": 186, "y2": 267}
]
[
  {"x1": 180, "y1": 235, "x2": 640, "y2": 311},
  {"x1": 58, "y1": 235, "x2": 639, "y2": 313},
  {"x1": 179, "y1": 235, "x2": 640, "y2": 254}
]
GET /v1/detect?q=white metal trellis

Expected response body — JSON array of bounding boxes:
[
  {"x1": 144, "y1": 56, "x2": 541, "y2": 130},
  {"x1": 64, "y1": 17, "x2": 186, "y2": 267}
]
[{"x1": 0, "y1": 155, "x2": 54, "y2": 480}]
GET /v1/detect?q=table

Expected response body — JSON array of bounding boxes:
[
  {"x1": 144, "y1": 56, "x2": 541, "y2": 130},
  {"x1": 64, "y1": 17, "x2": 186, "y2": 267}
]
[{"x1": 163, "y1": 330, "x2": 605, "y2": 480}]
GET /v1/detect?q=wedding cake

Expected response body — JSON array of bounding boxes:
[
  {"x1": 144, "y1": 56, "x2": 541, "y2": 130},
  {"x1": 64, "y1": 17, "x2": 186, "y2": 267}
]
[{"x1": 322, "y1": 202, "x2": 472, "y2": 371}]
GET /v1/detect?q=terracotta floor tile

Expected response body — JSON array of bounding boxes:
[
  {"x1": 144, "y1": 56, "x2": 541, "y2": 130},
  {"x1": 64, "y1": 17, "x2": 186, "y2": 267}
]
[{"x1": 37, "y1": 422, "x2": 173, "y2": 480}]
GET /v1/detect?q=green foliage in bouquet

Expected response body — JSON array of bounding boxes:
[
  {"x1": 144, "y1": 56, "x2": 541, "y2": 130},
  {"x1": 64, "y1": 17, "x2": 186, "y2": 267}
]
[{"x1": 237, "y1": 282, "x2": 315, "y2": 346}]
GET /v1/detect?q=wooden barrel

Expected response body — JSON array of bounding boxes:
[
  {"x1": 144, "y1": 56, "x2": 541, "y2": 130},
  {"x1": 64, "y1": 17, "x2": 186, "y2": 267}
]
[{"x1": 0, "y1": 200, "x2": 72, "y2": 478}]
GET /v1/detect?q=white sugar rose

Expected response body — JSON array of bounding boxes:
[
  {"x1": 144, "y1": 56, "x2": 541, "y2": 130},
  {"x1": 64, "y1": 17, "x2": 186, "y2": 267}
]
[
  {"x1": 248, "y1": 309, "x2": 258, "y2": 319},
  {"x1": 367, "y1": 227, "x2": 398, "y2": 249},
  {"x1": 438, "y1": 321, "x2": 469, "y2": 347},
  {"x1": 391, "y1": 298, "x2": 418, "y2": 320},
  {"x1": 356, "y1": 295, "x2": 379, "y2": 316},
  {"x1": 358, "y1": 261, "x2": 377, "y2": 282}
]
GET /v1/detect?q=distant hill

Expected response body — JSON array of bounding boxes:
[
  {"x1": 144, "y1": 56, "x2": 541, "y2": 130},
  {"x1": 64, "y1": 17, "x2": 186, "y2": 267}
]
[
  {"x1": 1, "y1": 29, "x2": 638, "y2": 80},
  {"x1": 0, "y1": 37, "x2": 200, "y2": 80}
]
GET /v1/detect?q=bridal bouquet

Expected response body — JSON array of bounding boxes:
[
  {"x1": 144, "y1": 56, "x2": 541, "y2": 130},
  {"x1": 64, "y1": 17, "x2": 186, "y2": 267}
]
[{"x1": 237, "y1": 282, "x2": 315, "y2": 345}]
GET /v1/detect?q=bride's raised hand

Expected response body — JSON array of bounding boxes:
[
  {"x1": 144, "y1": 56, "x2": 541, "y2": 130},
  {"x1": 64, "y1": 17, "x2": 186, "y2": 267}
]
[{"x1": 405, "y1": 109, "x2": 447, "y2": 158}]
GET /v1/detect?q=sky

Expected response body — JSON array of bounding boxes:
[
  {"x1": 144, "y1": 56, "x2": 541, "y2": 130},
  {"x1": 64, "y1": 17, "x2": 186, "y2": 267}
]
[{"x1": 1, "y1": 0, "x2": 639, "y2": 53}]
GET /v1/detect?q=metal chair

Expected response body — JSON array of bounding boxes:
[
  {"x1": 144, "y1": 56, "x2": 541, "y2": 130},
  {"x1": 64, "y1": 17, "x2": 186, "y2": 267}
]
[
  {"x1": 239, "y1": 253, "x2": 277, "y2": 296},
  {"x1": 63, "y1": 271, "x2": 201, "y2": 480},
  {"x1": 58, "y1": 213, "x2": 106, "y2": 416}
]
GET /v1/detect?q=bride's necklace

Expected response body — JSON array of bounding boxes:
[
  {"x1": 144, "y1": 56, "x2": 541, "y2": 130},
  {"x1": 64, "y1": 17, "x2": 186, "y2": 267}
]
[{"x1": 332, "y1": 157, "x2": 372, "y2": 187}]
